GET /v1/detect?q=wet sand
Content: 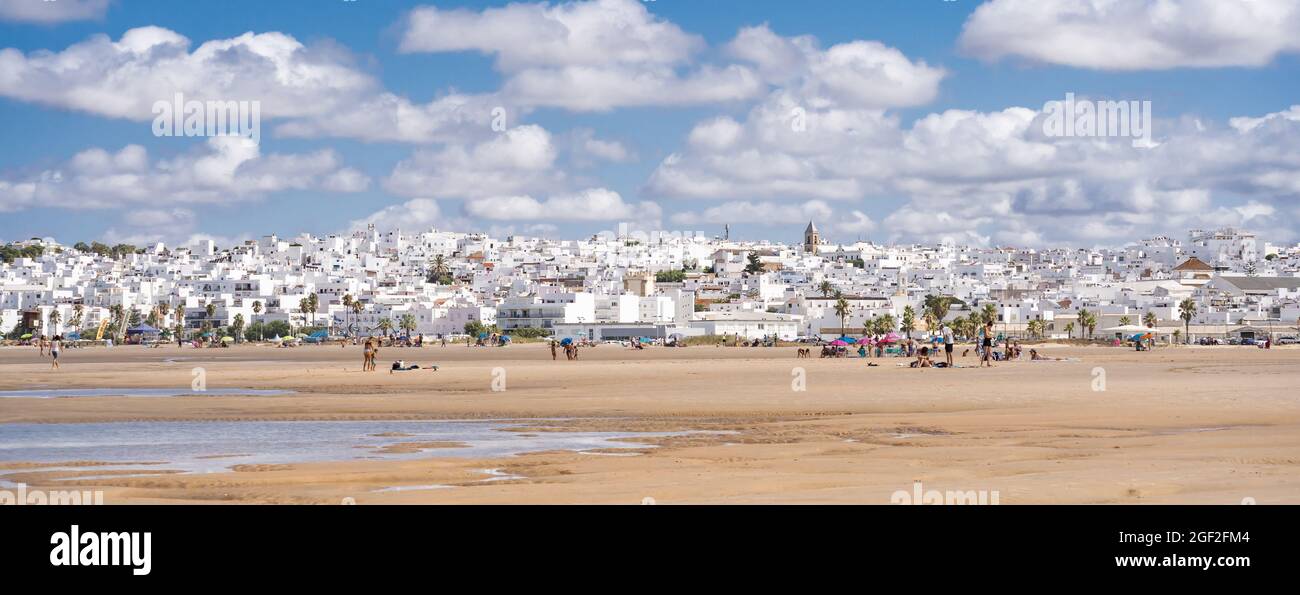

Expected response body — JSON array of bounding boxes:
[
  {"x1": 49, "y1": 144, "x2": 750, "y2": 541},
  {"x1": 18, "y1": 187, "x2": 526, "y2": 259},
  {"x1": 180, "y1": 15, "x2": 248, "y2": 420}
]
[{"x1": 1, "y1": 342, "x2": 1297, "y2": 504}]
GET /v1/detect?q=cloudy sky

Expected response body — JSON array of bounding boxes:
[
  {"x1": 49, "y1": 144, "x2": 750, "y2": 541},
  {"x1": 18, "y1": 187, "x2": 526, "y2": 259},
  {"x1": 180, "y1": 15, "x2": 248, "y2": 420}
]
[{"x1": 1, "y1": 0, "x2": 1298, "y2": 248}]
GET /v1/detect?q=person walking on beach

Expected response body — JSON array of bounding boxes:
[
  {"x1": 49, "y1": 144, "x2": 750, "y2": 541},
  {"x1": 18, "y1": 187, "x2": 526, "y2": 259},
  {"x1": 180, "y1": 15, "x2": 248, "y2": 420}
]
[
  {"x1": 941, "y1": 323, "x2": 954, "y2": 368},
  {"x1": 980, "y1": 322, "x2": 995, "y2": 367},
  {"x1": 550, "y1": 340, "x2": 558, "y2": 361},
  {"x1": 50, "y1": 335, "x2": 61, "y2": 370},
  {"x1": 39, "y1": 335, "x2": 47, "y2": 356},
  {"x1": 363, "y1": 338, "x2": 375, "y2": 371}
]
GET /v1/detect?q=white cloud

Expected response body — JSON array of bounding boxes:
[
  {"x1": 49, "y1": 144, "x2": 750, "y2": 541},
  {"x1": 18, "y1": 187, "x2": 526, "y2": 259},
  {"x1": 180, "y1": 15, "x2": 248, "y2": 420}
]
[
  {"x1": 568, "y1": 128, "x2": 634, "y2": 165},
  {"x1": 650, "y1": 98, "x2": 1300, "y2": 245},
  {"x1": 465, "y1": 188, "x2": 660, "y2": 222},
  {"x1": 959, "y1": 0, "x2": 1300, "y2": 70},
  {"x1": 400, "y1": 0, "x2": 702, "y2": 70},
  {"x1": 670, "y1": 200, "x2": 833, "y2": 226},
  {"x1": 0, "y1": 26, "x2": 375, "y2": 121},
  {"x1": 276, "y1": 92, "x2": 504, "y2": 144},
  {"x1": 727, "y1": 24, "x2": 945, "y2": 110},
  {"x1": 348, "y1": 198, "x2": 444, "y2": 232},
  {"x1": 0, "y1": 0, "x2": 108, "y2": 23},
  {"x1": 0, "y1": 137, "x2": 369, "y2": 210},
  {"x1": 384, "y1": 125, "x2": 562, "y2": 199},
  {"x1": 398, "y1": 0, "x2": 763, "y2": 111}
]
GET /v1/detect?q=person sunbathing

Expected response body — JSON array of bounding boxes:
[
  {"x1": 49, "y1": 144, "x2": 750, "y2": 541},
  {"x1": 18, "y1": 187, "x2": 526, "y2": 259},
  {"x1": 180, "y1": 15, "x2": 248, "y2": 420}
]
[
  {"x1": 390, "y1": 360, "x2": 439, "y2": 373},
  {"x1": 1029, "y1": 349, "x2": 1066, "y2": 361},
  {"x1": 911, "y1": 346, "x2": 934, "y2": 368}
]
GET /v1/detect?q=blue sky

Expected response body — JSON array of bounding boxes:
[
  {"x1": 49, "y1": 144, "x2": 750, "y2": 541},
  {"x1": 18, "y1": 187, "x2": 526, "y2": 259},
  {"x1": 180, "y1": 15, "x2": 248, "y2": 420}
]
[{"x1": 2, "y1": 0, "x2": 1298, "y2": 248}]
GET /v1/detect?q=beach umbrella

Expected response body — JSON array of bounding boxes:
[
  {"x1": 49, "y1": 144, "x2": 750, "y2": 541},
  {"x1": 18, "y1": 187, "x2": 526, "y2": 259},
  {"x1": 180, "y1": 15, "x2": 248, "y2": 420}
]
[
  {"x1": 500, "y1": 335, "x2": 512, "y2": 342},
  {"x1": 856, "y1": 337, "x2": 873, "y2": 345},
  {"x1": 220, "y1": 336, "x2": 235, "y2": 344},
  {"x1": 829, "y1": 339, "x2": 848, "y2": 346},
  {"x1": 271, "y1": 334, "x2": 281, "y2": 342},
  {"x1": 559, "y1": 337, "x2": 574, "y2": 346},
  {"x1": 20, "y1": 333, "x2": 32, "y2": 339}
]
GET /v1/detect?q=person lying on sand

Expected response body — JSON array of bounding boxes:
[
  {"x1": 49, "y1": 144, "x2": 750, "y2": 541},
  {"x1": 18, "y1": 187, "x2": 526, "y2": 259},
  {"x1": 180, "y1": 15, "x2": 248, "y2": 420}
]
[
  {"x1": 1029, "y1": 349, "x2": 1066, "y2": 362},
  {"x1": 390, "y1": 360, "x2": 439, "y2": 373}
]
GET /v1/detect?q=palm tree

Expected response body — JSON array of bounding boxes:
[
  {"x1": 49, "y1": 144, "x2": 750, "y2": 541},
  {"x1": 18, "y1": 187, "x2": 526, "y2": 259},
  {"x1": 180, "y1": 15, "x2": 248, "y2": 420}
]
[
  {"x1": 48, "y1": 309, "x2": 61, "y2": 335},
  {"x1": 1065, "y1": 321, "x2": 1076, "y2": 339},
  {"x1": 427, "y1": 255, "x2": 450, "y2": 284},
  {"x1": 377, "y1": 317, "x2": 395, "y2": 338},
  {"x1": 205, "y1": 302, "x2": 217, "y2": 326},
  {"x1": 880, "y1": 313, "x2": 896, "y2": 332},
  {"x1": 818, "y1": 281, "x2": 834, "y2": 299},
  {"x1": 832, "y1": 292, "x2": 850, "y2": 337},
  {"x1": 901, "y1": 305, "x2": 916, "y2": 337},
  {"x1": 950, "y1": 315, "x2": 967, "y2": 340},
  {"x1": 298, "y1": 297, "x2": 311, "y2": 330},
  {"x1": 923, "y1": 295, "x2": 951, "y2": 326},
  {"x1": 922, "y1": 310, "x2": 937, "y2": 335},
  {"x1": 71, "y1": 304, "x2": 85, "y2": 330},
  {"x1": 1027, "y1": 319, "x2": 1043, "y2": 339},
  {"x1": 306, "y1": 293, "x2": 319, "y2": 326},
  {"x1": 1178, "y1": 298, "x2": 1197, "y2": 344},
  {"x1": 232, "y1": 314, "x2": 245, "y2": 344},
  {"x1": 1143, "y1": 311, "x2": 1157, "y2": 329},
  {"x1": 108, "y1": 304, "x2": 125, "y2": 342},
  {"x1": 1077, "y1": 309, "x2": 1097, "y2": 339},
  {"x1": 981, "y1": 303, "x2": 999, "y2": 330},
  {"x1": 399, "y1": 314, "x2": 417, "y2": 338},
  {"x1": 341, "y1": 294, "x2": 353, "y2": 333},
  {"x1": 1118, "y1": 315, "x2": 1132, "y2": 326}
]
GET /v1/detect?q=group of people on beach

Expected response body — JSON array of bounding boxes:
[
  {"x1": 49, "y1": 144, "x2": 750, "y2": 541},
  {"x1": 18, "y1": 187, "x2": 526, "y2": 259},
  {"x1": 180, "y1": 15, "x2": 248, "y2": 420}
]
[
  {"x1": 550, "y1": 340, "x2": 581, "y2": 361},
  {"x1": 34, "y1": 335, "x2": 63, "y2": 370},
  {"x1": 361, "y1": 337, "x2": 380, "y2": 371}
]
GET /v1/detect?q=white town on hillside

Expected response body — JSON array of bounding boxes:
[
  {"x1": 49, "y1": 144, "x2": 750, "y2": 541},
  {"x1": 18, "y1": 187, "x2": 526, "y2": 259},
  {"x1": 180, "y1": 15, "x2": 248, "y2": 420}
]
[{"x1": 3, "y1": 224, "x2": 1300, "y2": 345}]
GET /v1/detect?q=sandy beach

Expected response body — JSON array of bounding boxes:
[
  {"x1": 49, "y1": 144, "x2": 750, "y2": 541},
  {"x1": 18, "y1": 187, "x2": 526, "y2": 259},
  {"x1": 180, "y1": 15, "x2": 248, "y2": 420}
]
[{"x1": 1, "y1": 342, "x2": 1297, "y2": 504}]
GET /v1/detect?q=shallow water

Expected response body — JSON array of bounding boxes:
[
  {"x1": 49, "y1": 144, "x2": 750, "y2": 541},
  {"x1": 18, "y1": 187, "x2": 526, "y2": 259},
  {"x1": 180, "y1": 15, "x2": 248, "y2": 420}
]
[
  {"x1": 0, "y1": 388, "x2": 292, "y2": 398},
  {"x1": 0, "y1": 419, "x2": 672, "y2": 478}
]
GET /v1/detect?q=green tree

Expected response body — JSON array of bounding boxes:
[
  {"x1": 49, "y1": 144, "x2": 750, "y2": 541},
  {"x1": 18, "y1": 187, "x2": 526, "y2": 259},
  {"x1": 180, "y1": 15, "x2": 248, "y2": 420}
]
[
  {"x1": 1178, "y1": 298, "x2": 1197, "y2": 344},
  {"x1": 981, "y1": 303, "x2": 999, "y2": 329},
  {"x1": 306, "y1": 293, "x2": 319, "y2": 326},
  {"x1": 832, "y1": 292, "x2": 850, "y2": 337},
  {"x1": 744, "y1": 252, "x2": 763, "y2": 275},
  {"x1": 655, "y1": 269, "x2": 686, "y2": 283},
  {"x1": 1077, "y1": 308, "x2": 1096, "y2": 339},
  {"x1": 231, "y1": 314, "x2": 245, "y2": 344},
  {"x1": 901, "y1": 305, "x2": 916, "y2": 337},
  {"x1": 427, "y1": 255, "x2": 452, "y2": 284},
  {"x1": 923, "y1": 295, "x2": 951, "y2": 327},
  {"x1": 399, "y1": 313, "x2": 417, "y2": 338},
  {"x1": 818, "y1": 281, "x2": 834, "y2": 298},
  {"x1": 298, "y1": 297, "x2": 311, "y2": 330},
  {"x1": 1142, "y1": 311, "x2": 1158, "y2": 329}
]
